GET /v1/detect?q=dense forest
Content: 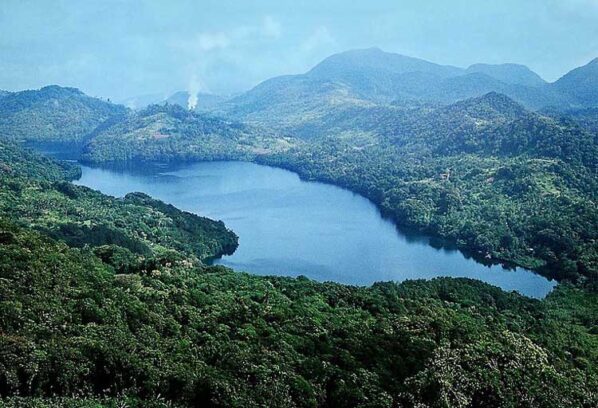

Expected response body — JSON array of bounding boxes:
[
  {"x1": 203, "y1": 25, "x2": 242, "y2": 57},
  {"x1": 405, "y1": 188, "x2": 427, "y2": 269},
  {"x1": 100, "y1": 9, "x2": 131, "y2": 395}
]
[
  {"x1": 0, "y1": 140, "x2": 238, "y2": 266},
  {"x1": 76, "y1": 92, "x2": 597, "y2": 283},
  {"x1": 80, "y1": 104, "x2": 294, "y2": 163},
  {"x1": 0, "y1": 144, "x2": 596, "y2": 407},
  {"x1": 0, "y1": 86, "x2": 127, "y2": 144},
  {"x1": 0, "y1": 48, "x2": 597, "y2": 406}
]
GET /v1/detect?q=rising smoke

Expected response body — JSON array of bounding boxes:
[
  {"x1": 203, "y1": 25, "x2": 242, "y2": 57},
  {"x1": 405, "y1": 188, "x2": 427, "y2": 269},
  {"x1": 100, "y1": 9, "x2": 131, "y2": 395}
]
[{"x1": 187, "y1": 75, "x2": 202, "y2": 110}]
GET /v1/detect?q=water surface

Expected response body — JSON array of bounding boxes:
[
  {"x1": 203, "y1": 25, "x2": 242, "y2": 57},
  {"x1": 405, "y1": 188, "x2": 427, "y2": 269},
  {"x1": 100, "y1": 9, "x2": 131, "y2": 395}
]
[{"x1": 74, "y1": 161, "x2": 556, "y2": 298}]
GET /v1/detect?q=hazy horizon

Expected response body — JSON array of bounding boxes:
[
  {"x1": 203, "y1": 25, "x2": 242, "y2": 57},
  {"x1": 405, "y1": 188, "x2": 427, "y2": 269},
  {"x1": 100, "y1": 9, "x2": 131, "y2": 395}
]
[{"x1": 1, "y1": 0, "x2": 597, "y2": 100}]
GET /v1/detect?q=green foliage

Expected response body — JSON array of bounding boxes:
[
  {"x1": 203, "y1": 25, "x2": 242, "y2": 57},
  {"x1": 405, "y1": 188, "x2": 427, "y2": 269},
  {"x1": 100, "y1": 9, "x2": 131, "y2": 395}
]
[
  {"x1": 0, "y1": 141, "x2": 81, "y2": 181},
  {"x1": 0, "y1": 86, "x2": 127, "y2": 143},
  {"x1": 81, "y1": 104, "x2": 294, "y2": 163},
  {"x1": 0, "y1": 146, "x2": 237, "y2": 264},
  {"x1": 0, "y1": 121, "x2": 596, "y2": 407},
  {"x1": 0, "y1": 221, "x2": 596, "y2": 407}
]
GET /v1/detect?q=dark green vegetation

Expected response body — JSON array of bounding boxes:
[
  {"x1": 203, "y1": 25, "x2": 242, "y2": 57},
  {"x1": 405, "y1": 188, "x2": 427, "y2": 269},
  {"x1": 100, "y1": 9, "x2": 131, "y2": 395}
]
[
  {"x1": 0, "y1": 147, "x2": 596, "y2": 407},
  {"x1": 80, "y1": 90, "x2": 598, "y2": 283},
  {"x1": 0, "y1": 49, "x2": 597, "y2": 406},
  {"x1": 0, "y1": 85, "x2": 126, "y2": 143},
  {"x1": 81, "y1": 104, "x2": 294, "y2": 163},
  {"x1": 0, "y1": 140, "x2": 237, "y2": 266}
]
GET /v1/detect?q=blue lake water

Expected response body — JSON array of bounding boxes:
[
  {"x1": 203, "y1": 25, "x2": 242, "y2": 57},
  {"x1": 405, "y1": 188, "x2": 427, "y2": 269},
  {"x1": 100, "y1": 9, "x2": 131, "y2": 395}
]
[{"x1": 74, "y1": 160, "x2": 556, "y2": 298}]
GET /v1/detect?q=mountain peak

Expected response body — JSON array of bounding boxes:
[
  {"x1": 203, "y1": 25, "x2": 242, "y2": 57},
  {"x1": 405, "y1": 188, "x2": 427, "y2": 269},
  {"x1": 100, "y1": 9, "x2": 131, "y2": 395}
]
[{"x1": 307, "y1": 48, "x2": 463, "y2": 79}]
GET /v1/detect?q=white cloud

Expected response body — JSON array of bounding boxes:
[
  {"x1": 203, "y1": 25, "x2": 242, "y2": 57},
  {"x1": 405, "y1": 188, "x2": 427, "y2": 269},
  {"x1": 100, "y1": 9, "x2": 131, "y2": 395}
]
[
  {"x1": 301, "y1": 26, "x2": 336, "y2": 53},
  {"x1": 197, "y1": 32, "x2": 230, "y2": 51},
  {"x1": 173, "y1": 16, "x2": 284, "y2": 97},
  {"x1": 262, "y1": 16, "x2": 282, "y2": 38}
]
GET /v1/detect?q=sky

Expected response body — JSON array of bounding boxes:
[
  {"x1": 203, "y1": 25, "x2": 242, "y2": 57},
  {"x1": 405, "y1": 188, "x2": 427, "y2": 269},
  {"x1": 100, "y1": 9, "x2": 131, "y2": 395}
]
[{"x1": 1, "y1": 0, "x2": 597, "y2": 101}]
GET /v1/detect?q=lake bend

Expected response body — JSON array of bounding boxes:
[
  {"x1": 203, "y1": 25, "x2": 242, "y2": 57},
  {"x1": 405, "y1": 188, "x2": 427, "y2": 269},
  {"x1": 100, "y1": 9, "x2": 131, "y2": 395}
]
[{"x1": 74, "y1": 160, "x2": 557, "y2": 298}]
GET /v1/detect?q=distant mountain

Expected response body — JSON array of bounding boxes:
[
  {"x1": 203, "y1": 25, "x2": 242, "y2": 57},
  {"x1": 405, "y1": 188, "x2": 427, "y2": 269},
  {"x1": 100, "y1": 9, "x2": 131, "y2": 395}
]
[
  {"x1": 305, "y1": 47, "x2": 463, "y2": 102},
  {"x1": 216, "y1": 48, "x2": 592, "y2": 133},
  {"x1": 217, "y1": 74, "x2": 375, "y2": 136},
  {"x1": 0, "y1": 90, "x2": 10, "y2": 99},
  {"x1": 552, "y1": 58, "x2": 598, "y2": 108},
  {"x1": 418, "y1": 72, "x2": 560, "y2": 108},
  {"x1": 465, "y1": 63, "x2": 546, "y2": 87},
  {"x1": 82, "y1": 103, "x2": 294, "y2": 163},
  {"x1": 216, "y1": 48, "x2": 469, "y2": 130},
  {"x1": 0, "y1": 85, "x2": 127, "y2": 143},
  {"x1": 309, "y1": 47, "x2": 463, "y2": 78}
]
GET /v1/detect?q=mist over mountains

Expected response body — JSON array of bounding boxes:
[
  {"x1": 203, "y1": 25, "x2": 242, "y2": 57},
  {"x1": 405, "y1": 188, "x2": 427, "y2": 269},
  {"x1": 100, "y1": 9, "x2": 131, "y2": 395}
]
[
  {"x1": 1, "y1": 43, "x2": 597, "y2": 407},
  {"x1": 106, "y1": 48, "x2": 597, "y2": 118}
]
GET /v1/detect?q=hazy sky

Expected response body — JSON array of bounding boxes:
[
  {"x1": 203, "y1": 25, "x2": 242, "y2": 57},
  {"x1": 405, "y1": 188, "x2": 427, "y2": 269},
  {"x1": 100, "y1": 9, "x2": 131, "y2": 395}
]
[{"x1": 1, "y1": 0, "x2": 597, "y2": 100}]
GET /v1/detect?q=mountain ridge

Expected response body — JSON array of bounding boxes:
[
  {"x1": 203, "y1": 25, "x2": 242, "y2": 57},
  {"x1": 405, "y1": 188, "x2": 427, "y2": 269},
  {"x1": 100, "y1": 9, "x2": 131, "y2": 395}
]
[
  {"x1": 215, "y1": 48, "x2": 597, "y2": 127},
  {"x1": 0, "y1": 85, "x2": 127, "y2": 143}
]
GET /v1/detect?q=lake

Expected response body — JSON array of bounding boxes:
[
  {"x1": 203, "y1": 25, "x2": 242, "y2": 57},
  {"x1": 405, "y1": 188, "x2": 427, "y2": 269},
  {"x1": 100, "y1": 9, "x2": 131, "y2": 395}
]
[{"x1": 74, "y1": 160, "x2": 556, "y2": 298}]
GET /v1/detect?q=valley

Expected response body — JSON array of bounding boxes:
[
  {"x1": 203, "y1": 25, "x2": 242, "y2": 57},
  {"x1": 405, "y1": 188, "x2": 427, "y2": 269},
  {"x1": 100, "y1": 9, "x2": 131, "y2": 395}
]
[
  {"x1": 0, "y1": 43, "x2": 596, "y2": 407},
  {"x1": 71, "y1": 160, "x2": 555, "y2": 297}
]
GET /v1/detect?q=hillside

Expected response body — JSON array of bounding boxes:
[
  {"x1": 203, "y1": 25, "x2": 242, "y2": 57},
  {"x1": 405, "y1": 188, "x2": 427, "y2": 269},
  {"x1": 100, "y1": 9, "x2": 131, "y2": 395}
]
[
  {"x1": 82, "y1": 103, "x2": 295, "y2": 163},
  {"x1": 0, "y1": 141, "x2": 238, "y2": 264},
  {"x1": 465, "y1": 63, "x2": 547, "y2": 87},
  {"x1": 0, "y1": 85, "x2": 127, "y2": 143},
  {"x1": 552, "y1": 58, "x2": 598, "y2": 108},
  {"x1": 216, "y1": 49, "x2": 596, "y2": 135},
  {"x1": 391, "y1": 93, "x2": 598, "y2": 166},
  {"x1": 305, "y1": 47, "x2": 463, "y2": 102},
  {"x1": 259, "y1": 93, "x2": 598, "y2": 281},
  {"x1": 80, "y1": 89, "x2": 598, "y2": 282},
  {"x1": 0, "y1": 143, "x2": 596, "y2": 407}
]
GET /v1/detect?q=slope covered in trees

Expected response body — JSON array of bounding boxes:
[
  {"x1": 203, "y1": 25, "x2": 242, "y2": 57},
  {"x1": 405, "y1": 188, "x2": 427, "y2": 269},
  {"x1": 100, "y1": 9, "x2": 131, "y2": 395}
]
[
  {"x1": 0, "y1": 141, "x2": 238, "y2": 265},
  {"x1": 84, "y1": 92, "x2": 598, "y2": 282},
  {"x1": 0, "y1": 175, "x2": 596, "y2": 407},
  {"x1": 81, "y1": 104, "x2": 294, "y2": 163},
  {"x1": 0, "y1": 85, "x2": 127, "y2": 143},
  {"x1": 214, "y1": 48, "x2": 598, "y2": 133},
  {"x1": 0, "y1": 98, "x2": 596, "y2": 407},
  {"x1": 2, "y1": 218, "x2": 596, "y2": 407},
  {"x1": 552, "y1": 58, "x2": 598, "y2": 108}
]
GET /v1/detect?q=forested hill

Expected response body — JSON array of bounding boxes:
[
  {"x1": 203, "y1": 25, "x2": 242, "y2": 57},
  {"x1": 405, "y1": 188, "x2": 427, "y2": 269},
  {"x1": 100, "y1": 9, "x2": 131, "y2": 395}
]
[
  {"x1": 215, "y1": 48, "x2": 597, "y2": 132},
  {"x1": 386, "y1": 92, "x2": 598, "y2": 167},
  {"x1": 0, "y1": 141, "x2": 238, "y2": 264},
  {"x1": 0, "y1": 140, "x2": 81, "y2": 181},
  {"x1": 552, "y1": 57, "x2": 598, "y2": 108},
  {"x1": 81, "y1": 103, "x2": 295, "y2": 163},
  {"x1": 0, "y1": 137, "x2": 597, "y2": 407},
  {"x1": 0, "y1": 85, "x2": 127, "y2": 143},
  {"x1": 257, "y1": 93, "x2": 598, "y2": 282},
  {"x1": 70, "y1": 90, "x2": 598, "y2": 282}
]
